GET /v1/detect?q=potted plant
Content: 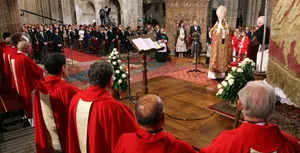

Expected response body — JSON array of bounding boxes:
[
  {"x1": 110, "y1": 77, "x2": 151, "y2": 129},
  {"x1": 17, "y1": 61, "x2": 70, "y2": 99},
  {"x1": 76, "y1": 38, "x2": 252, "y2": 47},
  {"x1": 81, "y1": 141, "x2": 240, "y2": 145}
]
[
  {"x1": 216, "y1": 58, "x2": 256, "y2": 107},
  {"x1": 109, "y1": 48, "x2": 128, "y2": 99}
]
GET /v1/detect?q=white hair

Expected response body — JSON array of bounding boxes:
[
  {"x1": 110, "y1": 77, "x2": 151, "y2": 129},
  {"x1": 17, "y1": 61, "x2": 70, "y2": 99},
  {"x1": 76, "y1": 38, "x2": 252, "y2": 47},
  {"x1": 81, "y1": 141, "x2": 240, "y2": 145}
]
[
  {"x1": 257, "y1": 16, "x2": 265, "y2": 26},
  {"x1": 17, "y1": 40, "x2": 31, "y2": 51},
  {"x1": 238, "y1": 81, "x2": 276, "y2": 120}
]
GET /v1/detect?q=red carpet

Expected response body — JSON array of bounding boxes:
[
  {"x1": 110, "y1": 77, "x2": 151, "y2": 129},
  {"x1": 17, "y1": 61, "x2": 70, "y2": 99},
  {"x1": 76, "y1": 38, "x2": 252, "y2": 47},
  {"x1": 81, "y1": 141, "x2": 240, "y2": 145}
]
[{"x1": 63, "y1": 48, "x2": 103, "y2": 62}]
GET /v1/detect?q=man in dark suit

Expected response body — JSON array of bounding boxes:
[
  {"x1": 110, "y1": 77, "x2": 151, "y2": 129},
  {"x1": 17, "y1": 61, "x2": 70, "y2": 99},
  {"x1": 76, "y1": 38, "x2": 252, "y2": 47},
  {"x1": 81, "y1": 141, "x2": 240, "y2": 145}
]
[
  {"x1": 189, "y1": 21, "x2": 201, "y2": 58},
  {"x1": 118, "y1": 25, "x2": 126, "y2": 53},
  {"x1": 190, "y1": 21, "x2": 201, "y2": 37},
  {"x1": 36, "y1": 25, "x2": 48, "y2": 64}
]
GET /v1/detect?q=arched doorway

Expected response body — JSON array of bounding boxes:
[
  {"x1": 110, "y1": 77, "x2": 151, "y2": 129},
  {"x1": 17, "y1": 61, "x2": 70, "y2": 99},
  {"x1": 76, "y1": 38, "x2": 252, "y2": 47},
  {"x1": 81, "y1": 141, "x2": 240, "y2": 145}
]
[
  {"x1": 107, "y1": 0, "x2": 121, "y2": 26},
  {"x1": 85, "y1": 1, "x2": 96, "y2": 24}
]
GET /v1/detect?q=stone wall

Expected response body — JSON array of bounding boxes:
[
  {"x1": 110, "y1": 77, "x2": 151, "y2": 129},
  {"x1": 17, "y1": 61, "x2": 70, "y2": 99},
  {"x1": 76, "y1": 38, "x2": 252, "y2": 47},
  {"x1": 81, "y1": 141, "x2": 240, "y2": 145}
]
[
  {"x1": 75, "y1": 0, "x2": 143, "y2": 28},
  {"x1": 0, "y1": 0, "x2": 21, "y2": 34},
  {"x1": 18, "y1": 0, "x2": 75, "y2": 24},
  {"x1": 165, "y1": 0, "x2": 209, "y2": 51}
]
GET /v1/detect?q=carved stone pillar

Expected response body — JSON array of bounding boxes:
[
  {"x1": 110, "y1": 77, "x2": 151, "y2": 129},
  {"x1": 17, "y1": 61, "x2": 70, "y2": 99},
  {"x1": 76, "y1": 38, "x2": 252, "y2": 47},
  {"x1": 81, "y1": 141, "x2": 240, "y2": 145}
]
[
  {"x1": 0, "y1": 0, "x2": 21, "y2": 34},
  {"x1": 61, "y1": 0, "x2": 76, "y2": 24}
]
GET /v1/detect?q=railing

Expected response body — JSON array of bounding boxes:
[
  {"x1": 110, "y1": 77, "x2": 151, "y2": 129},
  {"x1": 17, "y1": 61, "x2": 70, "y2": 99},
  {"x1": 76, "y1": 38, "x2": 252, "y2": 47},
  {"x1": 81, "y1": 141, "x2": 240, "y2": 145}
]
[{"x1": 20, "y1": 9, "x2": 63, "y2": 23}]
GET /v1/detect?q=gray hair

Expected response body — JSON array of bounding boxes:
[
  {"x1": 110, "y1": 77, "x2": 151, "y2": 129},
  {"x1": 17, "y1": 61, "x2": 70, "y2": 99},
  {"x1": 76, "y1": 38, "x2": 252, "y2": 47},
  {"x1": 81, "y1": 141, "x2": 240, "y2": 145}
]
[
  {"x1": 17, "y1": 41, "x2": 31, "y2": 51},
  {"x1": 238, "y1": 81, "x2": 276, "y2": 120}
]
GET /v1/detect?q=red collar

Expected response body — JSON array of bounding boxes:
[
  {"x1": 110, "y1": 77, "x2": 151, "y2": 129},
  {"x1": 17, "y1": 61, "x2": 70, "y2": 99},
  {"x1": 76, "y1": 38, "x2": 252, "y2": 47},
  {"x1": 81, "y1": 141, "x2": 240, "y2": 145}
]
[{"x1": 36, "y1": 75, "x2": 65, "y2": 94}]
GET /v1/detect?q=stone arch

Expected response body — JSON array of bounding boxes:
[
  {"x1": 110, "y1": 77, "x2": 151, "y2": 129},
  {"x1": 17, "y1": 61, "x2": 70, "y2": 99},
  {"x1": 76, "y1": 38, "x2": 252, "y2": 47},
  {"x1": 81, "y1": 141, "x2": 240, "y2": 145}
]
[
  {"x1": 108, "y1": 0, "x2": 121, "y2": 25},
  {"x1": 79, "y1": 0, "x2": 96, "y2": 24}
]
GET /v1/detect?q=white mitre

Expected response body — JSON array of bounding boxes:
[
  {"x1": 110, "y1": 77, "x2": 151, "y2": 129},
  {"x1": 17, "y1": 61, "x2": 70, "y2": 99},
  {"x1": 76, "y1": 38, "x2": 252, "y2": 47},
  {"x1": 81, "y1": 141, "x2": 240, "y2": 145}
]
[{"x1": 216, "y1": 6, "x2": 227, "y2": 20}]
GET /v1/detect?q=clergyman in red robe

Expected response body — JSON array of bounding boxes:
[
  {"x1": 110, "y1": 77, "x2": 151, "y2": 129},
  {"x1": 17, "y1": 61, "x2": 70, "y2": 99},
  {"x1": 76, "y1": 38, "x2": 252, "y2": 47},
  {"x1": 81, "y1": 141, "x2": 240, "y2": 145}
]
[
  {"x1": 2, "y1": 34, "x2": 18, "y2": 92},
  {"x1": 67, "y1": 61, "x2": 139, "y2": 153},
  {"x1": 114, "y1": 94, "x2": 196, "y2": 153},
  {"x1": 34, "y1": 53, "x2": 80, "y2": 153},
  {"x1": 200, "y1": 81, "x2": 300, "y2": 153},
  {"x1": 238, "y1": 30, "x2": 250, "y2": 61},
  {"x1": 10, "y1": 41, "x2": 44, "y2": 120}
]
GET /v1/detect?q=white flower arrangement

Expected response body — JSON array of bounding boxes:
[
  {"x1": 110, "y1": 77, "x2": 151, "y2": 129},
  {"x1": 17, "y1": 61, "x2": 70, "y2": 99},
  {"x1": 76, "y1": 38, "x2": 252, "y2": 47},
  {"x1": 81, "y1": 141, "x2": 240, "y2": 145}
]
[
  {"x1": 108, "y1": 48, "x2": 128, "y2": 91},
  {"x1": 216, "y1": 58, "x2": 255, "y2": 104}
]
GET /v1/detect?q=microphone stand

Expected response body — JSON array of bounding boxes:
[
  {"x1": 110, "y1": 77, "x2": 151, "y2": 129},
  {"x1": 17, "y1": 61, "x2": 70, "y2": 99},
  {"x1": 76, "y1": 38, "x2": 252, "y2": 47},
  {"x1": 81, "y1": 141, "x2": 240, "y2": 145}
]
[{"x1": 187, "y1": 32, "x2": 204, "y2": 77}]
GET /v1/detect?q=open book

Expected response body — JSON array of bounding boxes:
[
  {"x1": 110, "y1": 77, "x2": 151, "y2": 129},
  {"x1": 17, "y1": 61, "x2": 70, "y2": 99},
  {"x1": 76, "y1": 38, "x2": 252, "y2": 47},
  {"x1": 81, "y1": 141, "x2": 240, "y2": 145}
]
[{"x1": 132, "y1": 38, "x2": 162, "y2": 51}]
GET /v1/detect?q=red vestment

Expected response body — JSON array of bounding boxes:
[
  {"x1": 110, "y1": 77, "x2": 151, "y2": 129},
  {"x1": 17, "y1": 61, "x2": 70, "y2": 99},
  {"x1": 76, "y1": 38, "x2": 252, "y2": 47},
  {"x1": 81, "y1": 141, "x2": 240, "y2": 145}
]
[
  {"x1": 11, "y1": 51, "x2": 44, "y2": 118},
  {"x1": 67, "y1": 86, "x2": 139, "y2": 153},
  {"x1": 200, "y1": 123, "x2": 300, "y2": 153},
  {"x1": 2, "y1": 45, "x2": 17, "y2": 92},
  {"x1": 34, "y1": 76, "x2": 80, "y2": 153},
  {"x1": 232, "y1": 35, "x2": 240, "y2": 52},
  {"x1": 114, "y1": 129, "x2": 196, "y2": 153},
  {"x1": 239, "y1": 36, "x2": 249, "y2": 55}
]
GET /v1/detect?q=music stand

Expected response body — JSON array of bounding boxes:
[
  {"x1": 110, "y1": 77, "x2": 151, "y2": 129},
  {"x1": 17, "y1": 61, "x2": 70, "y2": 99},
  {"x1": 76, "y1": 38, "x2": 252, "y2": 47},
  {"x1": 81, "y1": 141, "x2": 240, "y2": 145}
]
[
  {"x1": 129, "y1": 36, "x2": 164, "y2": 95},
  {"x1": 187, "y1": 32, "x2": 204, "y2": 77}
]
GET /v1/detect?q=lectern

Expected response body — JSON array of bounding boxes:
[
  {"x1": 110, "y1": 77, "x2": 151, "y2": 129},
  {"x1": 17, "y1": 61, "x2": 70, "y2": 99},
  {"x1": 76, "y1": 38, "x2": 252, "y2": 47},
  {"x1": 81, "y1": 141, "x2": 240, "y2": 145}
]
[{"x1": 129, "y1": 36, "x2": 164, "y2": 95}]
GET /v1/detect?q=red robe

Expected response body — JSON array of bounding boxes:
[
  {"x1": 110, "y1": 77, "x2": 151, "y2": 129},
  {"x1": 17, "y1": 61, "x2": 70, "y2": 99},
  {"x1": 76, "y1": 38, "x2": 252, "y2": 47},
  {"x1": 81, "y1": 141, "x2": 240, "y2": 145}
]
[
  {"x1": 67, "y1": 86, "x2": 139, "y2": 153},
  {"x1": 2, "y1": 45, "x2": 17, "y2": 92},
  {"x1": 11, "y1": 51, "x2": 44, "y2": 118},
  {"x1": 239, "y1": 35, "x2": 249, "y2": 55},
  {"x1": 34, "y1": 76, "x2": 80, "y2": 153},
  {"x1": 232, "y1": 35, "x2": 240, "y2": 52},
  {"x1": 114, "y1": 129, "x2": 196, "y2": 153},
  {"x1": 200, "y1": 123, "x2": 300, "y2": 153}
]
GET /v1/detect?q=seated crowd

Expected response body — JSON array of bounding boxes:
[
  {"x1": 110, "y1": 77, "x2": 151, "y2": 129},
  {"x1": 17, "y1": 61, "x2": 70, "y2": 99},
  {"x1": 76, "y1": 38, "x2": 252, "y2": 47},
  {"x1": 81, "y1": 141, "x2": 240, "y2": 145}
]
[{"x1": 0, "y1": 30, "x2": 299, "y2": 153}]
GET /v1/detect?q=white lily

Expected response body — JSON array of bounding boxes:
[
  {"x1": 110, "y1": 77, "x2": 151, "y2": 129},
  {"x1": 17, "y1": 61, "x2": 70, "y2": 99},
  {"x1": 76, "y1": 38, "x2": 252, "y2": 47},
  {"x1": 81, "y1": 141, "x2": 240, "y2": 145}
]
[
  {"x1": 218, "y1": 84, "x2": 223, "y2": 89},
  {"x1": 116, "y1": 70, "x2": 120, "y2": 74},
  {"x1": 237, "y1": 68, "x2": 243, "y2": 73},
  {"x1": 112, "y1": 61, "x2": 117, "y2": 65},
  {"x1": 122, "y1": 74, "x2": 127, "y2": 78},
  {"x1": 118, "y1": 79, "x2": 122, "y2": 83},
  {"x1": 232, "y1": 67, "x2": 237, "y2": 71},
  {"x1": 228, "y1": 79, "x2": 234, "y2": 85},
  {"x1": 221, "y1": 81, "x2": 228, "y2": 87}
]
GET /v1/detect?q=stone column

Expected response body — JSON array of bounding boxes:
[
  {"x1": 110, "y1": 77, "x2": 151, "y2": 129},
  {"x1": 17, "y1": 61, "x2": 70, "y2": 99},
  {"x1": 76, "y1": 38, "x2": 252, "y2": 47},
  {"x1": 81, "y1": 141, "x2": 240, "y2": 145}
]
[
  {"x1": 224, "y1": 0, "x2": 239, "y2": 28},
  {"x1": 0, "y1": 0, "x2": 21, "y2": 34},
  {"x1": 61, "y1": 0, "x2": 76, "y2": 24},
  {"x1": 50, "y1": 0, "x2": 63, "y2": 23}
]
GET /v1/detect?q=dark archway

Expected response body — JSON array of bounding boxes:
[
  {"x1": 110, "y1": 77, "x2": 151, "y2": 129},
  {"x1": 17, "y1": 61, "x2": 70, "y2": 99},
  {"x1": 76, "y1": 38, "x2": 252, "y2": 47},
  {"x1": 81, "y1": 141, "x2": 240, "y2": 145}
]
[{"x1": 110, "y1": 0, "x2": 121, "y2": 25}]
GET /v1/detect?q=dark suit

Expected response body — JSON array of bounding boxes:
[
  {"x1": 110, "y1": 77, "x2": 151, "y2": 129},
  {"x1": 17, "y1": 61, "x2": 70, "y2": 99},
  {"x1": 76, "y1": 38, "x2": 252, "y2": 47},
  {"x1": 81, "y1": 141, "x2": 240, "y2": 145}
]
[
  {"x1": 53, "y1": 33, "x2": 63, "y2": 53},
  {"x1": 253, "y1": 25, "x2": 270, "y2": 45},
  {"x1": 190, "y1": 26, "x2": 201, "y2": 36},
  {"x1": 36, "y1": 31, "x2": 48, "y2": 63},
  {"x1": 189, "y1": 26, "x2": 201, "y2": 57}
]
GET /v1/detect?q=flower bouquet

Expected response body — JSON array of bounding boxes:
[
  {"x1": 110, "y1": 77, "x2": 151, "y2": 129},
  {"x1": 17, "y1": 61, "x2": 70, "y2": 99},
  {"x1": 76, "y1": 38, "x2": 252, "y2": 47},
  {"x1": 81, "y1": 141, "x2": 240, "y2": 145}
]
[
  {"x1": 109, "y1": 48, "x2": 128, "y2": 91},
  {"x1": 216, "y1": 58, "x2": 256, "y2": 107}
]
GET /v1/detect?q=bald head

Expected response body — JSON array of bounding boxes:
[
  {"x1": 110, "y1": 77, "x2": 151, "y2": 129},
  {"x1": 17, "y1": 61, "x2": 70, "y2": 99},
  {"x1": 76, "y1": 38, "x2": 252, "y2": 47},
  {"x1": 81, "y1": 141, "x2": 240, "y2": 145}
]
[{"x1": 135, "y1": 94, "x2": 164, "y2": 128}]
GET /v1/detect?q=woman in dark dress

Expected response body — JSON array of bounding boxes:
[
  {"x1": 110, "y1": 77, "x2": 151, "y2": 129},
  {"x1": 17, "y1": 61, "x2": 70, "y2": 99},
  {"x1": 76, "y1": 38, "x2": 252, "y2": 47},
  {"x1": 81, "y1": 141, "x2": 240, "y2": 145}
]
[
  {"x1": 53, "y1": 28, "x2": 63, "y2": 53},
  {"x1": 156, "y1": 28, "x2": 169, "y2": 62}
]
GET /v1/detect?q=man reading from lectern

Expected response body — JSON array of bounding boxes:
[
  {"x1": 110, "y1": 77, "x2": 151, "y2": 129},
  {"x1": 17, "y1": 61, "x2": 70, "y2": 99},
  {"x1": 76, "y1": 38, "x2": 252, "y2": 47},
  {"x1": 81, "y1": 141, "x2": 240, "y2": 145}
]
[
  {"x1": 190, "y1": 21, "x2": 201, "y2": 58},
  {"x1": 67, "y1": 61, "x2": 139, "y2": 153},
  {"x1": 200, "y1": 81, "x2": 300, "y2": 153},
  {"x1": 114, "y1": 94, "x2": 196, "y2": 153}
]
